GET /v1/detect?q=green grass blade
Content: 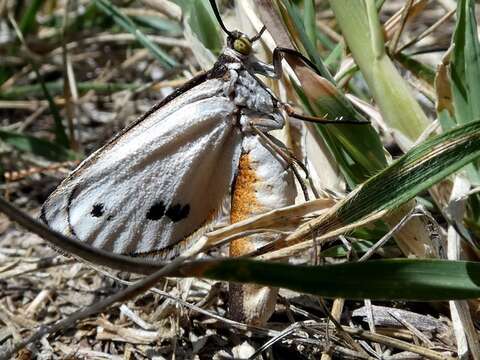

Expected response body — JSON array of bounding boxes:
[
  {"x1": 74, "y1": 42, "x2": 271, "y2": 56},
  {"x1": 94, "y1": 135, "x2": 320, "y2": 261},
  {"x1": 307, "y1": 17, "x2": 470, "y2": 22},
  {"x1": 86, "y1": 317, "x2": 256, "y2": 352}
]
[
  {"x1": 290, "y1": 70, "x2": 387, "y2": 186},
  {"x1": 450, "y1": 0, "x2": 480, "y2": 185},
  {"x1": 19, "y1": 0, "x2": 44, "y2": 35},
  {"x1": 394, "y1": 52, "x2": 436, "y2": 86},
  {"x1": 280, "y1": 120, "x2": 480, "y2": 251},
  {"x1": 451, "y1": 0, "x2": 480, "y2": 124},
  {"x1": 0, "y1": 81, "x2": 139, "y2": 99},
  {"x1": 328, "y1": 0, "x2": 430, "y2": 143},
  {"x1": 196, "y1": 259, "x2": 480, "y2": 300},
  {"x1": 303, "y1": 0, "x2": 317, "y2": 50},
  {"x1": 31, "y1": 63, "x2": 70, "y2": 148},
  {"x1": 7, "y1": 2, "x2": 69, "y2": 148},
  {"x1": 0, "y1": 130, "x2": 78, "y2": 161},
  {"x1": 281, "y1": 0, "x2": 332, "y2": 80},
  {"x1": 130, "y1": 15, "x2": 182, "y2": 36},
  {"x1": 94, "y1": 0, "x2": 178, "y2": 69},
  {"x1": 278, "y1": 1, "x2": 388, "y2": 186},
  {"x1": 185, "y1": 0, "x2": 222, "y2": 54}
]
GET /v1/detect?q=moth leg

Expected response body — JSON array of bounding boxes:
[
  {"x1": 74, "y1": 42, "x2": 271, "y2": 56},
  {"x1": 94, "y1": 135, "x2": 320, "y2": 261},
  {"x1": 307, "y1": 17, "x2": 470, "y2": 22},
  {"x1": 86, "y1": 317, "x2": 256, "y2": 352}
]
[
  {"x1": 253, "y1": 47, "x2": 327, "y2": 80},
  {"x1": 265, "y1": 131, "x2": 320, "y2": 200},
  {"x1": 252, "y1": 46, "x2": 369, "y2": 125},
  {"x1": 250, "y1": 124, "x2": 316, "y2": 201},
  {"x1": 281, "y1": 102, "x2": 370, "y2": 125}
]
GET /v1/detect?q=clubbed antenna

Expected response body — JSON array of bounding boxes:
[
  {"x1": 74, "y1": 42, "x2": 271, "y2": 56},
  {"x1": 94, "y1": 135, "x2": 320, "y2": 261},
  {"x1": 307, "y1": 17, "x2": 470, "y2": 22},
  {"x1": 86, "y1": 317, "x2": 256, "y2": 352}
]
[
  {"x1": 208, "y1": 0, "x2": 266, "y2": 43},
  {"x1": 250, "y1": 26, "x2": 266, "y2": 42},
  {"x1": 208, "y1": 0, "x2": 233, "y2": 37}
]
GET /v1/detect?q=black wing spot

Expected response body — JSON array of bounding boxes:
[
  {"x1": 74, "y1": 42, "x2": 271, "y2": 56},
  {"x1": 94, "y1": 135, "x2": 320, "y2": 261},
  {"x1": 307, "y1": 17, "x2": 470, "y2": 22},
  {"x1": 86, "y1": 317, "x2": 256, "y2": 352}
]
[
  {"x1": 166, "y1": 203, "x2": 190, "y2": 222},
  {"x1": 147, "y1": 201, "x2": 166, "y2": 221},
  {"x1": 91, "y1": 203, "x2": 104, "y2": 217}
]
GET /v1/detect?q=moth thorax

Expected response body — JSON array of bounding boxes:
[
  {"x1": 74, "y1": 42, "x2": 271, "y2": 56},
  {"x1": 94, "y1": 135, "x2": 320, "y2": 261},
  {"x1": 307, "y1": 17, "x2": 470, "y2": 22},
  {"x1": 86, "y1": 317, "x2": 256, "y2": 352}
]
[{"x1": 233, "y1": 35, "x2": 252, "y2": 55}]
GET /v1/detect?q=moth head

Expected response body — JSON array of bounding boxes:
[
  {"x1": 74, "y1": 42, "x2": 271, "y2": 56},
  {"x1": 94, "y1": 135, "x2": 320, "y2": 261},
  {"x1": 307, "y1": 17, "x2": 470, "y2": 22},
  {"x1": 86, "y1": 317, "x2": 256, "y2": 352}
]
[{"x1": 229, "y1": 32, "x2": 252, "y2": 56}]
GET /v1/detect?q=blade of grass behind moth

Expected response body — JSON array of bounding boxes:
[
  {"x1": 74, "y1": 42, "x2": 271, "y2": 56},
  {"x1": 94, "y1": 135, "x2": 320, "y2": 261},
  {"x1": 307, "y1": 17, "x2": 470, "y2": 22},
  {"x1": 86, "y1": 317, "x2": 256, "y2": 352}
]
[
  {"x1": 186, "y1": 0, "x2": 222, "y2": 55},
  {"x1": 256, "y1": 120, "x2": 480, "y2": 258},
  {"x1": 303, "y1": 0, "x2": 317, "y2": 56},
  {"x1": 276, "y1": 0, "x2": 332, "y2": 80},
  {"x1": 94, "y1": 0, "x2": 178, "y2": 69},
  {"x1": 317, "y1": 0, "x2": 437, "y2": 256},
  {"x1": 278, "y1": 1, "x2": 387, "y2": 172},
  {"x1": 180, "y1": 0, "x2": 221, "y2": 70},
  {"x1": 329, "y1": 0, "x2": 430, "y2": 148},
  {"x1": 270, "y1": 0, "x2": 388, "y2": 186},
  {"x1": 33, "y1": 63, "x2": 70, "y2": 148},
  {"x1": 257, "y1": 1, "x2": 435, "y2": 257}
]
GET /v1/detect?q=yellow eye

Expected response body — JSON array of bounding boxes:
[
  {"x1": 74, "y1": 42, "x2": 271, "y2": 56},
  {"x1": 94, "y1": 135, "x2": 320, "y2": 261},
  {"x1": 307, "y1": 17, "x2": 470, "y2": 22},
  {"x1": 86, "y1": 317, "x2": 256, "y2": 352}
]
[{"x1": 233, "y1": 36, "x2": 252, "y2": 55}]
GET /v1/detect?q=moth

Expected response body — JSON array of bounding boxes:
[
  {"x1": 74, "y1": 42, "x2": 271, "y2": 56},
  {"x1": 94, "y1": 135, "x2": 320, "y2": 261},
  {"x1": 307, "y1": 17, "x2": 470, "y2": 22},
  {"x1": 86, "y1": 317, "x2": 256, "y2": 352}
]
[{"x1": 41, "y1": 1, "x2": 359, "y2": 260}]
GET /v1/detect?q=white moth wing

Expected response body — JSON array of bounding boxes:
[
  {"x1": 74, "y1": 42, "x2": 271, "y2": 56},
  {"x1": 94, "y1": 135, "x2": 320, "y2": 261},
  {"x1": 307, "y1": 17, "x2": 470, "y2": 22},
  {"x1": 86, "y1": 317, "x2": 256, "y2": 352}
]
[{"x1": 42, "y1": 77, "x2": 242, "y2": 257}]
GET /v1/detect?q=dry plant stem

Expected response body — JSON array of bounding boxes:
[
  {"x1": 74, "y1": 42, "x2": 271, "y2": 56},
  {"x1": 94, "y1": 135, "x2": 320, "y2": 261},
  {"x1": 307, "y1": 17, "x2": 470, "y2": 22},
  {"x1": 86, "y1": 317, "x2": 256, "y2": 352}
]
[
  {"x1": 0, "y1": 100, "x2": 64, "y2": 110},
  {"x1": 316, "y1": 20, "x2": 343, "y2": 43},
  {"x1": 447, "y1": 176, "x2": 480, "y2": 359},
  {"x1": 140, "y1": 0, "x2": 182, "y2": 20},
  {"x1": 253, "y1": 205, "x2": 389, "y2": 260},
  {"x1": 320, "y1": 298, "x2": 345, "y2": 360},
  {"x1": 318, "y1": 299, "x2": 368, "y2": 356},
  {"x1": 250, "y1": 321, "x2": 330, "y2": 359},
  {"x1": 388, "y1": 0, "x2": 415, "y2": 54},
  {"x1": 202, "y1": 198, "x2": 334, "y2": 250},
  {"x1": 18, "y1": 105, "x2": 48, "y2": 132},
  {"x1": 341, "y1": 326, "x2": 455, "y2": 360},
  {"x1": 386, "y1": 310, "x2": 434, "y2": 348},
  {"x1": 0, "y1": 255, "x2": 190, "y2": 360},
  {"x1": 61, "y1": 0, "x2": 77, "y2": 151},
  {"x1": 364, "y1": 299, "x2": 382, "y2": 356},
  {"x1": 0, "y1": 258, "x2": 74, "y2": 281},
  {"x1": 396, "y1": 8, "x2": 456, "y2": 53},
  {"x1": 358, "y1": 206, "x2": 418, "y2": 262},
  {"x1": 383, "y1": 0, "x2": 426, "y2": 37},
  {"x1": 0, "y1": 63, "x2": 31, "y2": 92}
]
